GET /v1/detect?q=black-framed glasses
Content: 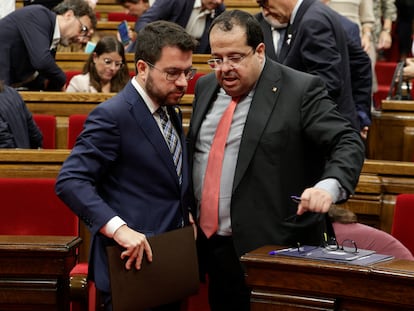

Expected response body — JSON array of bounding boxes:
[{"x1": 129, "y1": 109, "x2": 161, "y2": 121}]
[
  {"x1": 76, "y1": 17, "x2": 89, "y2": 35},
  {"x1": 146, "y1": 62, "x2": 197, "y2": 81},
  {"x1": 207, "y1": 49, "x2": 254, "y2": 70},
  {"x1": 324, "y1": 237, "x2": 358, "y2": 254},
  {"x1": 103, "y1": 58, "x2": 124, "y2": 68}
]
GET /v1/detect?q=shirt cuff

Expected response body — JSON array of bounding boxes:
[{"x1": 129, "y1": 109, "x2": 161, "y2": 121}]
[
  {"x1": 101, "y1": 216, "x2": 127, "y2": 238},
  {"x1": 314, "y1": 178, "x2": 347, "y2": 203}
]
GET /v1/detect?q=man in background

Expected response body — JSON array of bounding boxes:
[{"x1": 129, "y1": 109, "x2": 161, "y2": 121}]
[
  {"x1": 0, "y1": 0, "x2": 96, "y2": 91},
  {"x1": 133, "y1": 0, "x2": 225, "y2": 53}
]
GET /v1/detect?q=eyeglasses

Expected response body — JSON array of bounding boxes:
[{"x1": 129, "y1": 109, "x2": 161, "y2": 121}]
[
  {"x1": 76, "y1": 17, "x2": 89, "y2": 35},
  {"x1": 103, "y1": 58, "x2": 124, "y2": 68},
  {"x1": 324, "y1": 237, "x2": 358, "y2": 254},
  {"x1": 207, "y1": 49, "x2": 254, "y2": 70},
  {"x1": 146, "y1": 62, "x2": 197, "y2": 81}
]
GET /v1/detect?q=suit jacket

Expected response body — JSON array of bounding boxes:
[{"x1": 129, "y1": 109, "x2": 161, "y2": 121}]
[
  {"x1": 0, "y1": 5, "x2": 66, "y2": 90},
  {"x1": 132, "y1": 0, "x2": 225, "y2": 54},
  {"x1": 56, "y1": 81, "x2": 193, "y2": 292},
  {"x1": 0, "y1": 85, "x2": 43, "y2": 148},
  {"x1": 277, "y1": 0, "x2": 359, "y2": 129},
  {"x1": 187, "y1": 59, "x2": 365, "y2": 259}
]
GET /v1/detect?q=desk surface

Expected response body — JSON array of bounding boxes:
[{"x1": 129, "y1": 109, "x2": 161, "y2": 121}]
[{"x1": 241, "y1": 245, "x2": 414, "y2": 310}]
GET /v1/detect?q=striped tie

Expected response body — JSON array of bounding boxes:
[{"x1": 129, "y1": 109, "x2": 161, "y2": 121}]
[{"x1": 157, "y1": 107, "x2": 182, "y2": 183}]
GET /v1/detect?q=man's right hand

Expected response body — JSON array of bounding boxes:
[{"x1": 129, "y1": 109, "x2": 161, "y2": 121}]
[{"x1": 112, "y1": 225, "x2": 153, "y2": 270}]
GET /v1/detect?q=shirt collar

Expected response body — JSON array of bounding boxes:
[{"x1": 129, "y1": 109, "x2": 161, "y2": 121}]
[
  {"x1": 50, "y1": 17, "x2": 60, "y2": 50},
  {"x1": 131, "y1": 77, "x2": 160, "y2": 114},
  {"x1": 290, "y1": 0, "x2": 303, "y2": 24}
]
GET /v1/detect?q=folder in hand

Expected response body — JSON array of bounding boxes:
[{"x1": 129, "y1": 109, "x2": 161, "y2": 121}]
[{"x1": 106, "y1": 226, "x2": 199, "y2": 311}]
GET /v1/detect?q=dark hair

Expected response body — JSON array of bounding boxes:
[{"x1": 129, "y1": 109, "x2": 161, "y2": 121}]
[
  {"x1": 53, "y1": 0, "x2": 97, "y2": 29},
  {"x1": 209, "y1": 10, "x2": 264, "y2": 50},
  {"x1": 328, "y1": 206, "x2": 358, "y2": 224},
  {"x1": 134, "y1": 20, "x2": 197, "y2": 64},
  {"x1": 84, "y1": 36, "x2": 130, "y2": 92},
  {"x1": 116, "y1": 0, "x2": 149, "y2": 4}
]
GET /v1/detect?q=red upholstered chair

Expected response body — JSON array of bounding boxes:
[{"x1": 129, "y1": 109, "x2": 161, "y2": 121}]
[
  {"x1": 186, "y1": 72, "x2": 205, "y2": 94},
  {"x1": 392, "y1": 194, "x2": 414, "y2": 255},
  {"x1": 0, "y1": 178, "x2": 95, "y2": 311},
  {"x1": 68, "y1": 114, "x2": 88, "y2": 149},
  {"x1": 65, "y1": 71, "x2": 82, "y2": 88},
  {"x1": 33, "y1": 114, "x2": 56, "y2": 149},
  {"x1": 107, "y1": 12, "x2": 137, "y2": 22}
]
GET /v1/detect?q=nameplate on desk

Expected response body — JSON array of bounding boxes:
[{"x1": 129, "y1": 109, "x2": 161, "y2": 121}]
[{"x1": 268, "y1": 245, "x2": 394, "y2": 266}]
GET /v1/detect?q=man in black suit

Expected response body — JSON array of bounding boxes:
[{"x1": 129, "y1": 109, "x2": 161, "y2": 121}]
[
  {"x1": 256, "y1": 0, "x2": 360, "y2": 130},
  {"x1": 188, "y1": 9, "x2": 365, "y2": 311},
  {"x1": 0, "y1": 0, "x2": 96, "y2": 91},
  {"x1": 255, "y1": 2, "x2": 372, "y2": 139}
]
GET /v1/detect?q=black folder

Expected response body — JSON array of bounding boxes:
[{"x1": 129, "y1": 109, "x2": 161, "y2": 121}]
[{"x1": 106, "y1": 226, "x2": 199, "y2": 311}]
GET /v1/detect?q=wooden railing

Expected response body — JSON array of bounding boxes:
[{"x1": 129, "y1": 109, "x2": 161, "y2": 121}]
[{"x1": 20, "y1": 91, "x2": 194, "y2": 149}]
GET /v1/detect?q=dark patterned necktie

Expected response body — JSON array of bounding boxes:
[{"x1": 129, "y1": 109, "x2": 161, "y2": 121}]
[{"x1": 157, "y1": 107, "x2": 182, "y2": 183}]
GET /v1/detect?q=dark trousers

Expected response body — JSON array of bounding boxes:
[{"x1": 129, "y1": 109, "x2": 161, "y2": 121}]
[
  {"x1": 204, "y1": 234, "x2": 251, "y2": 311},
  {"x1": 98, "y1": 290, "x2": 182, "y2": 311}
]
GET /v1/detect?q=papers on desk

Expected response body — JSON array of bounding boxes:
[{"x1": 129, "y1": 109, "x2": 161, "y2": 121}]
[{"x1": 269, "y1": 245, "x2": 394, "y2": 266}]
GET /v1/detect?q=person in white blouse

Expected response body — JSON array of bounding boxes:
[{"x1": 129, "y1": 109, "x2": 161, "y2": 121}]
[{"x1": 66, "y1": 36, "x2": 130, "y2": 93}]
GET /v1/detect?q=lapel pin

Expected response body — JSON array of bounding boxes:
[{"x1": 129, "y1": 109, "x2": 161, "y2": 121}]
[{"x1": 272, "y1": 87, "x2": 278, "y2": 92}]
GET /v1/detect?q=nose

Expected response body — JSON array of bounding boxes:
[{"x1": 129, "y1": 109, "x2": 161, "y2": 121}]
[{"x1": 175, "y1": 72, "x2": 188, "y2": 86}]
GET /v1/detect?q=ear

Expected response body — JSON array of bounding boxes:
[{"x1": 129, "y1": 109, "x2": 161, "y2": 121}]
[
  {"x1": 63, "y1": 9, "x2": 75, "y2": 19},
  {"x1": 136, "y1": 60, "x2": 149, "y2": 81}
]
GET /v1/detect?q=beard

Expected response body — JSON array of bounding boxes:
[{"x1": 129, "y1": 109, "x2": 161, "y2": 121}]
[{"x1": 145, "y1": 73, "x2": 185, "y2": 106}]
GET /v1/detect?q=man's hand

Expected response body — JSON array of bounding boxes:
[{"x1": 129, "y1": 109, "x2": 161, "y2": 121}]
[
  {"x1": 296, "y1": 188, "x2": 333, "y2": 215},
  {"x1": 113, "y1": 225, "x2": 153, "y2": 270}
]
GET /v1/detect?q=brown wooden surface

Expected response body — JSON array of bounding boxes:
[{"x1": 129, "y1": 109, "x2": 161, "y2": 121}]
[
  {"x1": 0, "y1": 235, "x2": 81, "y2": 311},
  {"x1": 55, "y1": 52, "x2": 212, "y2": 74},
  {"x1": 367, "y1": 100, "x2": 414, "y2": 161},
  {"x1": 241, "y1": 245, "x2": 414, "y2": 311},
  {"x1": 20, "y1": 91, "x2": 193, "y2": 148}
]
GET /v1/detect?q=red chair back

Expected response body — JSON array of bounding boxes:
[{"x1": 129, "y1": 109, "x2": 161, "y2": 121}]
[
  {"x1": 107, "y1": 12, "x2": 137, "y2": 22},
  {"x1": 68, "y1": 114, "x2": 88, "y2": 149},
  {"x1": 186, "y1": 72, "x2": 205, "y2": 94},
  {"x1": 33, "y1": 114, "x2": 56, "y2": 149},
  {"x1": 65, "y1": 70, "x2": 82, "y2": 88},
  {"x1": 392, "y1": 194, "x2": 414, "y2": 255},
  {"x1": 0, "y1": 177, "x2": 78, "y2": 236}
]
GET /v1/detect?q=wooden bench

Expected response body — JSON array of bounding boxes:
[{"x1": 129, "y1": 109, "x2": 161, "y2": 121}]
[
  {"x1": 20, "y1": 91, "x2": 194, "y2": 149},
  {"x1": 55, "y1": 52, "x2": 212, "y2": 74},
  {"x1": 0, "y1": 148, "x2": 413, "y2": 236}
]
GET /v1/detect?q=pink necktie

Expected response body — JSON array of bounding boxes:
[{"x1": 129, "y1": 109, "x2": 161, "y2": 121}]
[{"x1": 200, "y1": 97, "x2": 240, "y2": 238}]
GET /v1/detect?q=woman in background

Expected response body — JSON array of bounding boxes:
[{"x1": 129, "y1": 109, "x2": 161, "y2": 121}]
[{"x1": 66, "y1": 36, "x2": 130, "y2": 93}]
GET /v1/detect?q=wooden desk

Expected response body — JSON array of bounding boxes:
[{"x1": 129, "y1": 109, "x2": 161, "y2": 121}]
[
  {"x1": 0, "y1": 235, "x2": 82, "y2": 311},
  {"x1": 241, "y1": 245, "x2": 414, "y2": 311}
]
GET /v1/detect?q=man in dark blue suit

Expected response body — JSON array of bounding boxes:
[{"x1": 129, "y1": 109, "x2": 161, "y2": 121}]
[
  {"x1": 257, "y1": 0, "x2": 360, "y2": 130},
  {"x1": 0, "y1": 0, "x2": 96, "y2": 91},
  {"x1": 129, "y1": 0, "x2": 225, "y2": 53},
  {"x1": 56, "y1": 21, "x2": 197, "y2": 311},
  {"x1": 255, "y1": 2, "x2": 372, "y2": 139}
]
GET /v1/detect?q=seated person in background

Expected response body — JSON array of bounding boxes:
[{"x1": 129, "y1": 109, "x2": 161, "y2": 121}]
[
  {"x1": 0, "y1": 0, "x2": 96, "y2": 91},
  {"x1": 66, "y1": 36, "x2": 131, "y2": 93},
  {"x1": 329, "y1": 205, "x2": 414, "y2": 260},
  {"x1": 0, "y1": 81, "x2": 43, "y2": 148},
  {"x1": 115, "y1": 0, "x2": 151, "y2": 51},
  {"x1": 132, "y1": 0, "x2": 225, "y2": 53}
]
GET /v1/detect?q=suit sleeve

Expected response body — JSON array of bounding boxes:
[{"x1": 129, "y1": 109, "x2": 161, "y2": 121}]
[{"x1": 135, "y1": 0, "x2": 185, "y2": 31}]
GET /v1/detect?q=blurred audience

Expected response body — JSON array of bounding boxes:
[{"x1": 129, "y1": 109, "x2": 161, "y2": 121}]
[
  {"x1": 66, "y1": 36, "x2": 130, "y2": 93},
  {"x1": 0, "y1": 81, "x2": 43, "y2": 148},
  {"x1": 329, "y1": 205, "x2": 414, "y2": 260},
  {"x1": 403, "y1": 58, "x2": 414, "y2": 81},
  {"x1": 0, "y1": 0, "x2": 96, "y2": 91},
  {"x1": 373, "y1": 0, "x2": 397, "y2": 55},
  {"x1": 133, "y1": 0, "x2": 225, "y2": 53},
  {"x1": 395, "y1": 0, "x2": 414, "y2": 61},
  {"x1": 115, "y1": 0, "x2": 150, "y2": 51}
]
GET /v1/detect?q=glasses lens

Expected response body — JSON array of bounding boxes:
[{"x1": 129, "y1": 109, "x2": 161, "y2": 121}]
[{"x1": 342, "y1": 239, "x2": 357, "y2": 253}]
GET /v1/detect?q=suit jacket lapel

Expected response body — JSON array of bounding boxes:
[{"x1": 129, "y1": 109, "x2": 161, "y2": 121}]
[
  {"x1": 124, "y1": 82, "x2": 181, "y2": 186},
  {"x1": 232, "y1": 60, "x2": 282, "y2": 192}
]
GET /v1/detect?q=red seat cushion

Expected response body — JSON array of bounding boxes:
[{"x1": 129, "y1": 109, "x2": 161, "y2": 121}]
[
  {"x1": 33, "y1": 114, "x2": 56, "y2": 149},
  {"x1": 186, "y1": 72, "x2": 205, "y2": 94},
  {"x1": 107, "y1": 12, "x2": 137, "y2": 22},
  {"x1": 68, "y1": 114, "x2": 88, "y2": 149},
  {"x1": 392, "y1": 194, "x2": 414, "y2": 255}
]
